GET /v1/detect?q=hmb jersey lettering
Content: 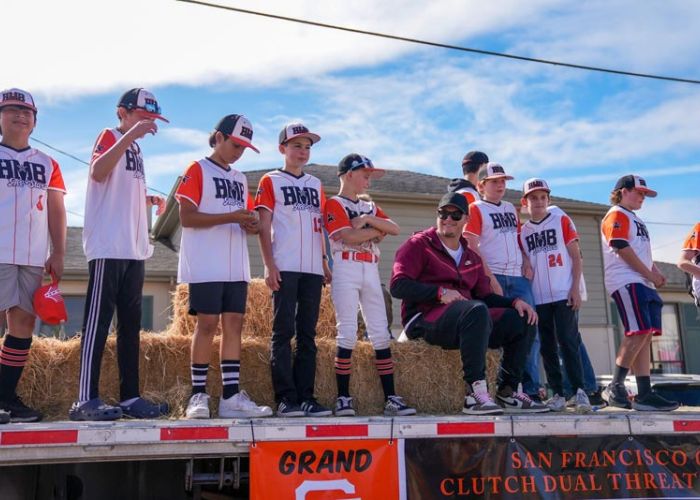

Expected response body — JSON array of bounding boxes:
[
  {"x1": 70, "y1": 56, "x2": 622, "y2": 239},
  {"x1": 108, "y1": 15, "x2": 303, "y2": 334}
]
[
  {"x1": 634, "y1": 220, "x2": 649, "y2": 239},
  {"x1": 0, "y1": 159, "x2": 47, "y2": 187},
  {"x1": 525, "y1": 229, "x2": 558, "y2": 253},
  {"x1": 280, "y1": 186, "x2": 320, "y2": 209},
  {"x1": 213, "y1": 177, "x2": 245, "y2": 206},
  {"x1": 124, "y1": 149, "x2": 144, "y2": 178},
  {"x1": 489, "y1": 212, "x2": 518, "y2": 229},
  {"x1": 345, "y1": 207, "x2": 372, "y2": 220}
]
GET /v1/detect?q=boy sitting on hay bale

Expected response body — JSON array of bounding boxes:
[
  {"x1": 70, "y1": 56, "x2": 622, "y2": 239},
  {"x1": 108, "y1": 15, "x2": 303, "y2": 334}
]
[
  {"x1": 390, "y1": 193, "x2": 549, "y2": 415},
  {"x1": 176, "y1": 114, "x2": 272, "y2": 419}
]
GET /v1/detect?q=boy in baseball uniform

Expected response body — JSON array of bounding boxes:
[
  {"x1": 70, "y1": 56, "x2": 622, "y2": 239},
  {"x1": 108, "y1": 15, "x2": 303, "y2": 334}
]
[
  {"x1": 0, "y1": 88, "x2": 67, "y2": 422},
  {"x1": 324, "y1": 154, "x2": 415, "y2": 417},
  {"x1": 177, "y1": 115, "x2": 272, "y2": 419},
  {"x1": 678, "y1": 222, "x2": 700, "y2": 307},
  {"x1": 520, "y1": 178, "x2": 591, "y2": 413},
  {"x1": 601, "y1": 175, "x2": 678, "y2": 411},
  {"x1": 71, "y1": 89, "x2": 169, "y2": 421},
  {"x1": 255, "y1": 123, "x2": 332, "y2": 417},
  {"x1": 464, "y1": 163, "x2": 545, "y2": 405}
]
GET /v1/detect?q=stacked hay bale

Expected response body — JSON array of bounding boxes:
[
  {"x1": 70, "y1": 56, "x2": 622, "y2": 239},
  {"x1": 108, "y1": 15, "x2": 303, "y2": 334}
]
[{"x1": 21, "y1": 280, "x2": 502, "y2": 419}]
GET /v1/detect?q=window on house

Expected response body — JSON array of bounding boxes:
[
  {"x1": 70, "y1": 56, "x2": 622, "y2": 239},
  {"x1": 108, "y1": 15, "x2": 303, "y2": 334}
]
[
  {"x1": 650, "y1": 304, "x2": 685, "y2": 374},
  {"x1": 36, "y1": 295, "x2": 155, "y2": 339}
]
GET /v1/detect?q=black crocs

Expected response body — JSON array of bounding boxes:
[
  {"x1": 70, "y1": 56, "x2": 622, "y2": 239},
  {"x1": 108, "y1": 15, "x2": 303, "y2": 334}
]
[
  {"x1": 119, "y1": 397, "x2": 169, "y2": 419},
  {"x1": 69, "y1": 398, "x2": 123, "y2": 421}
]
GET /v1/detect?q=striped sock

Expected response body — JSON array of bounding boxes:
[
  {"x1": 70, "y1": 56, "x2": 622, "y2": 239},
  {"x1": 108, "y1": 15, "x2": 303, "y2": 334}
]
[
  {"x1": 375, "y1": 348, "x2": 395, "y2": 400},
  {"x1": 221, "y1": 360, "x2": 240, "y2": 399},
  {"x1": 335, "y1": 347, "x2": 353, "y2": 397},
  {"x1": 191, "y1": 363, "x2": 209, "y2": 395},
  {"x1": 0, "y1": 334, "x2": 32, "y2": 401}
]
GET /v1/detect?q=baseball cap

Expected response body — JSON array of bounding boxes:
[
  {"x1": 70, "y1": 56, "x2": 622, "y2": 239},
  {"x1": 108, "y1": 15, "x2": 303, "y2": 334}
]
[
  {"x1": 278, "y1": 122, "x2": 321, "y2": 145},
  {"x1": 0, "y1": 88, "x2": 37, "y2": 112},
  {"x1": 478, "y1": 162, "x2": 514, "y2": 182},
  {"x1": 461, "y1": 151, "x2": 489, "y2": 170},
  {"x1": 438, "y1": 192, "x2": 469, "y2": 214},
  {"x1": 522, "y1": 177, "x2": 551, "y2": 197},
  {"x1": 32, "y1": 278, "x2": 68, "y2": 325},
  {"x1": 213, "y1": 114, "x2": 260, "y2": 153},
  {"x1": 337, "y1": 153, "x2": 385, "y2": 179},
  {"x1": 117, "y1": 88, "x2": 169, "y2": 123},
  {"x1": 613, "y1": 174, "x2": 657, "y2": 197}
]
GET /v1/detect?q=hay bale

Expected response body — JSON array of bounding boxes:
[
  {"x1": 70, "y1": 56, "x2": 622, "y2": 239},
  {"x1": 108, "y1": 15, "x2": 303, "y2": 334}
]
[
  {"x1": 19, "y1": 333, "x2": 502, "y2": 420},
  {"x1": 168, "y1": 280, "x2": 337, "y2": 339}
]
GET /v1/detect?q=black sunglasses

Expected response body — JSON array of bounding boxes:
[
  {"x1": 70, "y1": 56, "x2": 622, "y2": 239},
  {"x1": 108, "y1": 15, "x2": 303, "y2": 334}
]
[{"x1": 437, "y1": 209, "x2": 464, "y2": 221}]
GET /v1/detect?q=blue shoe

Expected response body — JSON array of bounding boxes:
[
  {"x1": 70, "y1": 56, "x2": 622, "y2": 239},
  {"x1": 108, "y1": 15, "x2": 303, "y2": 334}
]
[
  {"x1": 119, "y1": 397, "x2": 169, "y2": 419},
  {"x1": 69, "y1": 398, "x2": 122, "y2": 421}
]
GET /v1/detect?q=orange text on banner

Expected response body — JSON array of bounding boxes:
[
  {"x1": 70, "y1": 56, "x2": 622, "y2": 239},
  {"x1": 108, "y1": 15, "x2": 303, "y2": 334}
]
[{"x1": 250, "y1": 439, "x2": 400, "y2": 500}]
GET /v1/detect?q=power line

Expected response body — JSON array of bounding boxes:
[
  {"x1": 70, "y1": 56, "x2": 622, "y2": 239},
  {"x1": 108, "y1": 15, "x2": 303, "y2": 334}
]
[
  {"x1": 177, "y1": 0, "x2": 700, "y2": 85},
  {"x1": 31, "y1": 137, "x2": 170, "y2": 197}
]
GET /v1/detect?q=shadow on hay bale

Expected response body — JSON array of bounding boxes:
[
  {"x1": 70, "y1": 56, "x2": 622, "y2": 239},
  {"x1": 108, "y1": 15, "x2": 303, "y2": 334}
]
[{"x1": 22, "y1": 333, "x2": 502, "y2": 420}]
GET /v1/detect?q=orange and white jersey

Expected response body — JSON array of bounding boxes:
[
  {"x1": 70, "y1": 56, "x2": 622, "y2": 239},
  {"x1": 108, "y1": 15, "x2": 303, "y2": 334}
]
[
  {"x1": 455, "y1": 186, "x2": 480, "y2": 206},
  {"x1": 466, "y1": 199, "x2": 522, "y2": 276},
  {"x1": 323, "y1": 195, "x2": 390, "y2": 257},
  {"x1": 83, "y1": 128, "x2": 153, "y2": 262},
  {"x1": 520, "y1": 211, "x2": 579, "y2": 305},
  {"x1": 601, "y1": 205, "x2": 654, "y2": 293},
  {"x1": 682, "y1": 222, "x2": 700, "y2": 300},
  {"x1": 0, "y1": 144, "x2": 66, "y2": 267},
  {"x1": 254, "y1": 169, "x2": 326, "y2": 276},
  {"x1": 175, "y1": 158, "x2": 254, "y2": 283}
]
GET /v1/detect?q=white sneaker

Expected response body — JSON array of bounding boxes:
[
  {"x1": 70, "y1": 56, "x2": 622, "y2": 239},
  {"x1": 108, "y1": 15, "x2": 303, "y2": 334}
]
[
  {"x1": 567, "y1": 388, "x2": 593, "y2": 414},
  {"x1": 219, "y1": 390, "x2": 273, "y2": 418},
  {"x1": 185, "y1": 393, "x2": 210, "y2": 419},
  {"x1": 546, "y1": 393, "x2": 566, "y2": 412}
]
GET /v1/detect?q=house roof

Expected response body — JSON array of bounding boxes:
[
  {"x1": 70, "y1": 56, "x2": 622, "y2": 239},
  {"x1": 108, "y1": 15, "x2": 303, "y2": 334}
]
[
  {"x1": 152, "y1": 163, "x2": 609, "y2": 238},
  {"x1": 64, "y1": 227, "x2": 178, "y2": 279},
  {"x1": 654, "y1": 261, "x2": 691, "y2": 291}
]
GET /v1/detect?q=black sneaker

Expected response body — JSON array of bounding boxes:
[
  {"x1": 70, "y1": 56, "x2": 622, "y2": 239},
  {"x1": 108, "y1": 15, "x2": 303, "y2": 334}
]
[
  {"x1": 496, "y1": 386, "x2": 549, "y2": 414},
  {"x1": 384, "y1": 395, "x2": 417, "y2": 416},
  {"x1": 301, "y1": 399, "x2": 332, "y2": 417},
  {"x1": 587, "y1": 389, "x2": 607, "y2": 408},
  {"x1": 632, "y1": 391, "x2": 680, "y2": 412},
  {"x1": 463, "y1": 380, "x2": 502, "y2": 415},
  {"x1": 334, "y1": 396, "x2": 356, "y2": 417},
  {"x1": 602, "y1": 383, "x2": 631, "y2": 409},
  {"x1": 276, "y1": 399, "x2": 305, "y2": 418},
  {"x1": 0, "y1": 409, "x2": 9, "y2": 424},
  {"x1": 1, "y1": 396, "x2": 43, "y2": 423}
]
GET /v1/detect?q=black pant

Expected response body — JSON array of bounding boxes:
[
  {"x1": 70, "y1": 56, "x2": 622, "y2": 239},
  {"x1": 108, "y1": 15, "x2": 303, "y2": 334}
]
[
  {"x1": 79, "y1": 259, "x2": 144, "y2": 402},
  {"x1": 424, "y1": 300, "x2": 528, "y2": 390},
  {"x1": 270, "y1": 272, "x2": 323, "y2": 404},
  {"x1": 536, "y1": 300, "x2": 584, "y2": 395}
]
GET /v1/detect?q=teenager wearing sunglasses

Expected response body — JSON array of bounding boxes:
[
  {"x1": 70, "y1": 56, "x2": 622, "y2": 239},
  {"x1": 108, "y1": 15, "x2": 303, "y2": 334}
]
[{"x1": 390, "y1": 193, "x2": 548, "y2": 415}]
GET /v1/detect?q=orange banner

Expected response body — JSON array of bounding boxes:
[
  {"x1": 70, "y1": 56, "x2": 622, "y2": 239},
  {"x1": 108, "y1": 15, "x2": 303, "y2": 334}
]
[{"x1": 250, "y1": 439, "x2": 401, "y2": 500}]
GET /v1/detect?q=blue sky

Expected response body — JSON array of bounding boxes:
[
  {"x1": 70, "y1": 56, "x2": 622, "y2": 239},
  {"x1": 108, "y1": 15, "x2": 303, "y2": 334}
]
[{"x1": 6, "y1": 0, "x2": 700, "y2": 262}]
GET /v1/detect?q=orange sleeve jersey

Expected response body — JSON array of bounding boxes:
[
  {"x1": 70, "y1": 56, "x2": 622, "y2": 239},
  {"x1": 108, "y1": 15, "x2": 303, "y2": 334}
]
[
  {"x1": 466, "y1": 200, "x2": 522, "y2": 276},
  {"x1": 682, "y1": 222, "x2": 700, "y2": 302},
  {"x1": 254, "y1": 169, "x2": 326, "y2": 276},
  {"x1": 175, "y1": 158, "x2": 252, "y2": 283},
  {"x1": 520, "y1": 211, "x2": 579, "y2": 305},
  {"x1": 600, "y1": 205, "x2": 654, "y2": 293},
  {"x1": 0, "y1": 145, "x2": 66, "y2": 266},
  {"x1": 323, "y1": 195, "x2": 389, "y2": 257}
]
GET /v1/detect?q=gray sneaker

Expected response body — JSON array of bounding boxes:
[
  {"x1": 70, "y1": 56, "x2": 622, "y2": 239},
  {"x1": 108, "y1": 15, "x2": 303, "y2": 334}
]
[
  {"x1": 546, "y1": 394, "x2": 567, "y2": 412},
  {"x1": 567, "y1": 389, "x2": 592, "y2": 414},
  {"x1": 602, "y1": 383, "x2": 631, "y2": 409},
  {"x1": 334, "y1": 396, "x2": 356, "y2": 417}
]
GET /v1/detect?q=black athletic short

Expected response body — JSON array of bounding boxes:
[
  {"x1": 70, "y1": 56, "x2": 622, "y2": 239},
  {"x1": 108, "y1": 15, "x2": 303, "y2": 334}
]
[{"x1": 188, "y1": 281, "x2": 248, "y2": 315}]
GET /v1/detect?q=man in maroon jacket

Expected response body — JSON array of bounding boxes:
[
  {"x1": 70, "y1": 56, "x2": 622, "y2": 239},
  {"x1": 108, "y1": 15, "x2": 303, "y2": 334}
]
[{"x1": 390, "y1": 193, "x2": 548, "y2": 415}]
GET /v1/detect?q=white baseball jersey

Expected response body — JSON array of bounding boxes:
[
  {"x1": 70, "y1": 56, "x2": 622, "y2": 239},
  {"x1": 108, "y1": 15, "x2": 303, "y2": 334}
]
[
  {"x1": 0, "y1": 144, "x2": 66, "y2": 267},
  {"x1": 682, "y1": 222, "x2": 700, "y2": 302},
  {"x1": 520, "y1": 211, "x2": 579, "y2": 305},
  {"x1": 466, "y1": 199, "x2": 522, "y2": 276},
  {"x1": 83, "y1": 128, "x2": 153, "y2": 262},
  {"x1": 175, "y1": 158, "x2": 254, "y2": 283},
  {"x1": 254, "y1": 169, "x2": 326, "y2": 276},
  {"x1": 601, "y1": 205, "x2": 654, "y2": 294},
  {"x1": 323, "y1": 195, "x2": 389, "y2": 257}
]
